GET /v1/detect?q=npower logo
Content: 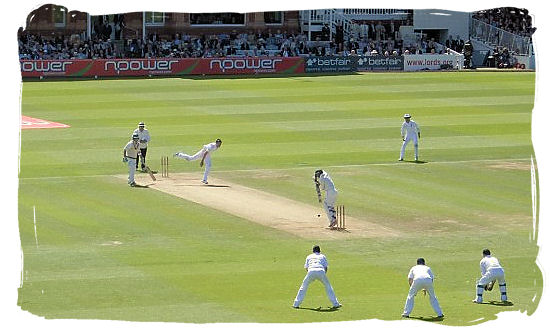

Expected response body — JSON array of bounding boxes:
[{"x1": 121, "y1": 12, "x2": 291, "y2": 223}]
[
  {"x1": 209, "y1": 58, "x2": 283, "y2": 72},
  {"x1": 104, "y1": 59, "x2": 178, "y2": 72},
  {"x1": 20, "y1": 61, "x2": 73, "y2": 73}
]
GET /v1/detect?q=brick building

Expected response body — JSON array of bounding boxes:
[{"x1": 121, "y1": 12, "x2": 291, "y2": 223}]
[{"x1": 22, "y1": 4, "x2": 300, "y2": 40}]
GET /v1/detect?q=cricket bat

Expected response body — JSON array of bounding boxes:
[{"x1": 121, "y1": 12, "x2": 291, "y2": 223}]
[
  {"x1": 144, "y1": 166, "x2": 156, "y2": 181},
  {"x1": 315, "y1": 183, "x2": 322, "y2": 203}
]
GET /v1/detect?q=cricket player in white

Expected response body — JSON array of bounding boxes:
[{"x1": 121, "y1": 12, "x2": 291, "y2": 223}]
[
  {"x1": 123, "y1": 133, "x2": 141, "y2": 187},
  {"x1": 399, "y1": 113, "x2": 421, "y2": 161},
  {"x1": 293, "y1": 245, "x2": 341, "y2": 309},
  {"x1": 314, "y1": 170, "x2": 338, "y2": 227},
  {"x1": 174, "y1": 139, "x2": 222, "y2": 184},
  {"x1": 133, "y1": 122, "x2": 151, "y2": 171},
  {"x1": 473, "y1": 249, "x2": 508, "y2": 303},
  {"x1": 402, "y1": 258, "x2": 443, "y2": 318}
]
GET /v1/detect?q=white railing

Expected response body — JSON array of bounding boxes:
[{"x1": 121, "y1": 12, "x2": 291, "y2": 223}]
[
  {"x1": 470, "y1": 18, "x2": 531, "y2": 55},
  {"x1": 340, "y1": 9, "x2": 409, "y2": 16}
]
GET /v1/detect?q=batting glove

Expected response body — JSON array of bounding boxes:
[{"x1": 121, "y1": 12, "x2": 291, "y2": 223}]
[{"x1": 122, "y1": 157, "x2": 128, "y2": 163}]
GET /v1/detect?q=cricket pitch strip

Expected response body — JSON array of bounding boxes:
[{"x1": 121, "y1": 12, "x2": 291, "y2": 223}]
[{"x1": 127, "y1": 173, "x2": 399, "y2": 240}]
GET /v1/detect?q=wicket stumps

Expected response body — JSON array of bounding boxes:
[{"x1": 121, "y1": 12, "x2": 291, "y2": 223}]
[
  {"x1": 336, "y1": 205, "x2": 346, "y2": 229},
  {"x1": 160, "y1": 156, "x2": 169, "y2": 177}
]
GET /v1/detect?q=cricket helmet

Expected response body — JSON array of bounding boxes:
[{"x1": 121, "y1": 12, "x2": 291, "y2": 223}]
[
  {"x1": 314, "y1": 169, "x2": 324, "y2": 178},
  {"x1": 132, "y1": 133, "x2": 139, "y2": 140},
  {"x1": 403, "y1": 113, "x2": 411, "y2": 118},
  {"x1": 138, "y1": 122, "x2": 145, "y2": 127}
]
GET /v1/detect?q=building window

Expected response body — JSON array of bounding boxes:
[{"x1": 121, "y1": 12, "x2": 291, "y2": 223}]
[
  {"x1": 264, "y1": 11, "x2": 283, "y2": 25},
  {"x1": 145, "y1": 12, "x2": 165, "y2": 25},
  {"x1": 53, "y1": 5, "x2": 66, "y2": 27},
  {"x1": 190, "y1": 13, "x2": 245, "y2": 25}
]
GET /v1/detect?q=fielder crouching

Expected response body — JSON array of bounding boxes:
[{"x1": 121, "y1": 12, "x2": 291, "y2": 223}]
[
  {"x1": 402, "y1": 258, "x2": 444, "y2": 318},
  {"x1": 473, "y1": 249, "x2": 508, "y2": 303},
  {"x1": 292, "y1": 245, "x2": 341, "y2": 309}
]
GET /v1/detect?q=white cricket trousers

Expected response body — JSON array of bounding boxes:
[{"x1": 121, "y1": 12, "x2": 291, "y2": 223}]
[
  {"x1": 293, "y1": 269, "x2": 340, "y2": 307},
  {"x1": 475, "y1": 268, "x2": 507, "y2": 302},
  {"x1": 127, "y1": 158, "x2": 136, "y2": 185},
  {"x1": 323, "y1": 190, "x2": 338, "y2": 225},
  {"x1": 400, "y1": 135, "x2": 418, "y2": 160},
  {"x1": 175, "y1": 150, "x2": 212, "y2": 182},
  {"x1": 403, "y1": 278, "x2": 443, "y2": 316}
]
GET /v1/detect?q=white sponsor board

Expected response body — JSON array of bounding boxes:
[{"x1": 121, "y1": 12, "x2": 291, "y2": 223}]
[{"x1": 404, "y1": 54, "x2": 464, "y2": 71}]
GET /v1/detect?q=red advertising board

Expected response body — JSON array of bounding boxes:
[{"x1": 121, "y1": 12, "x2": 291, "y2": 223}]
[{"x1": 20, "y1": 57, "x2": 305, "y2": 78}]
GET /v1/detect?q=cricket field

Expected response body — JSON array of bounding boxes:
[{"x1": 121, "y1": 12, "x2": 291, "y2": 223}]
[{"x1": 17, "y1": 71, "x2": 541, "y2": 325}]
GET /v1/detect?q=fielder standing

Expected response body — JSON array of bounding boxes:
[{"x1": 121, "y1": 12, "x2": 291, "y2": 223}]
[
  {"x1": 402, "y1": 258, "x2": 444, "y2": 318},
  {"x1": 292, "y1": 245, "x2": 341, "y2": 309},
  {"x1": 133, "y1": 122, "x2": 151, "y2": 171},
  {"x1": 314, "y1": 169, "x2": 338, "y2": 228},
  {"x1": 174, "y1": 138, "x2": 222, "y2": 184},
  {"x1": 123, "y1": 133, "x2": 141, "y2": 187},
  {"x1": 399, "y1": 113, "x2": 421, "y2": 162},
  {"x1": 473, "y1": 249, "x2": 508, "y2": 303}
]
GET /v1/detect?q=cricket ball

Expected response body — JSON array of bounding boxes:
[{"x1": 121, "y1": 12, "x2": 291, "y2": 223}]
[{"x1": 317, "y1": 214, "x2": 321, "y2": 217}]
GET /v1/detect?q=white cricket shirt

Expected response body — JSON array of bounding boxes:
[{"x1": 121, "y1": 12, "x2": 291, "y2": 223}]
[
  {"x1": 408, "y1": 264, "x2": 434, "y2": 280},
  {"x1": 401, "y1": 120, "x2": 420, "y2": 138},
  {"x1": 304, "y1": 252, "x2": 328, "y2": 271}
]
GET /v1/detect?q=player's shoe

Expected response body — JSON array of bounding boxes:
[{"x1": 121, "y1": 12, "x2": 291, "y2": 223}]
[
  {"x1": 332, "y1": 304, "x2": 342, "y2": 309},
  {"x1": 201, "y1": 180, "x2": 208, "y2": 185},
  {"x1": 398, "y1": 158, "x2": 403, "y2": 161},
  {"x1": 472, "y1": 299, "x2": 482, "y2": 304},
  {"x1": 414, "y1": 157, "x2": 418, "y2": 161},
  {"x1": 401, "y1": 314, "x2": 409, "y2": 318},
  {"x1": 129, "y1": 182, "x2": 136, "y2": 187}
]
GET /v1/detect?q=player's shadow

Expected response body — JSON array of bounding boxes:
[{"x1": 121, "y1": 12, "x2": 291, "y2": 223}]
[
  {"x1": 407, "y1": 315, "x2": 444, "y2": 322},
  {"x1": 133, "y1": 184, "x2": 150, "y2": 188},
  {"x1": 400, "y1": 160, "x2": 427, "y2": 164},
  {"x1": 204, "y1": 184, "x2": 230, "y2": 188},
  {"x1": 486, "y1": 301, "x2": 514, "y2": 307},
  {"x1": 326, "y1": 227, "x2": 351, "y2": 233},
  {"x1": 297, "y1": 306, "x2": 341, "y2": 312}
]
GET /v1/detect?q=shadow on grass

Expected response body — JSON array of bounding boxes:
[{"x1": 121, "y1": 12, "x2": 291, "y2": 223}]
[
  {"x1": 132, "y1": 183, "x2": 150, "y2": 188},
  {"x1": 407, "y1": 315, "x2": 444, "y2": 322},
  {"x1": 485, "y1": 301, "x2": 514, "y2": 307},
  {"x1": 295, "y1": 306, "x2": 341, "y2": 313},
  {"x1": 399, "y1": 160, "x2": 428, "y2": 164},
  {"x1": 204, "y1": 184, "x2": 231, "y2": 188}
]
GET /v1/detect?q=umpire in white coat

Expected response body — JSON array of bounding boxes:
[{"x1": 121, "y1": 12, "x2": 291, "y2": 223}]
[
  {"x1": 399, "y1": 114, "x2": 421, "y2": 161},
  {"x1": 473, "y1": 249, "x2": 508, "y2": 303},
  {"x1": 402, "y1": 258, "x2": 444, "y2": 318},
  {"x1": 293, "y1": 245, "x2": 341, "y2": 309},
  {"x1": 133, "y1": 122, "x2": 151, "y2": 171}
]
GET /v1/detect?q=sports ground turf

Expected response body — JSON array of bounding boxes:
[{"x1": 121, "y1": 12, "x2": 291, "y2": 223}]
[{"x1": 17, "y1": 71, "x2": 541, "y2": 324}]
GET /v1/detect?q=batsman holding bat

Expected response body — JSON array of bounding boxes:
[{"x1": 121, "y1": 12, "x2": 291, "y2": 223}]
[{"x1": 313, "y1": 169, "x2": 338, "y2": 228}]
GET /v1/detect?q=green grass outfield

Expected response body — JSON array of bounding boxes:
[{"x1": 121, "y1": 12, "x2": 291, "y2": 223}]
[{"x1": 18, "y1": 72, "x2": 541, "y2": 325}]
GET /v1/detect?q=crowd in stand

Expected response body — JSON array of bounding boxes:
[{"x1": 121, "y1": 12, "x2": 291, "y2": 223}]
[
  {"x1": 18, "y1": 33, "x2": 119, "y2": 60},
  {"x1": 19, "y1": 22, "x2": 452, "y2": 60},
  {"x1": 472, "y1": 7, "x2": 535, "y2": 37}
]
